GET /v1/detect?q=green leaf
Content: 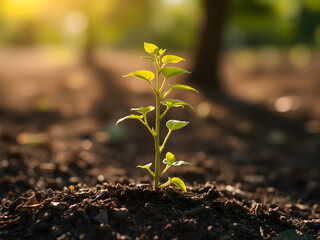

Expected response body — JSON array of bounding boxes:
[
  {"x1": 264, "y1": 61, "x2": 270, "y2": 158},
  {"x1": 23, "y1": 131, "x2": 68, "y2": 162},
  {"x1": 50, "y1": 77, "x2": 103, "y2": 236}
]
[
  {"x1": 163, "y1": 152, "x2": 192, "y2": 166},
  {"x1": 166, "y1": 120, "x2": 189, "y2": 131},
  {"x1": 140, "y1": 56, "x2": 155, "y2": 62},
  {"x1": 137, "y1": 163, "x2": 155, "y2": 177},
  {"x1": 161, "y1": 67, "x2": 190, "y2": 79},
  {"x1": 116, "y1": 114, "x2": 143, "y2": 125},
  {"x1": 123, "y1": 70, "x2": 155, "y2": 82},
  {"x1": 161, "y1": 99, "x2": 195, "y2": 111},
  {"x1": 144, "y1": 42, "x2": 159, "y2": 55},
  {"x1": 137, "y1": 163, "x2": 152, "y2": 169},
  {"x1": 162, "y1": 159, "x2": 171, "y2": 165},
  {"x1": 162, "y1": 55, "x2": 185, "y2": 64},
  {"x1": 159, "y1": 49, "x2": 166, "y2": 56},
  {"x1": 163, "y1": 152, "x2": 176, "y2": 165},
  {"x1": 169, "y1": 84, "x2": 199, "y2": 93},
  {"x1": 169, "y1": 177, "x2": 187, "y2": 192},
  {"x1": 131, "y1": 106, "x2": 155, "y2": 115},
  {"x1": 163, "y1": 159, "x2": 192, "y2": 166},
  {"x1": 171, "y1": 161, "x2": 192, "y2": 166}
]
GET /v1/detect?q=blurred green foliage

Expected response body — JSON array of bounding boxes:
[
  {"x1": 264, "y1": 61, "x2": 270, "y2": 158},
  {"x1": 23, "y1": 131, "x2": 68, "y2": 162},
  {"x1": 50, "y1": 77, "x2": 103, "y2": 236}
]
[
  {"x1": 0, "y1": 0, "x2": 319, "y2": 49},
  {"x1": 227, "y1": 0, "x2": 320, "y2": 48}
]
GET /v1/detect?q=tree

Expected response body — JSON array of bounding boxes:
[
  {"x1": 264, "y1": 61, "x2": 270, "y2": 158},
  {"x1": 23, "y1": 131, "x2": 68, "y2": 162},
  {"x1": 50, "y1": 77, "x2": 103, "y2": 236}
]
[
  {"x1": 190, "y1": 0, "x2": 229, "y2": 92},
  {"x1": 190, "y1": 0, "x2": 303, "y2": 133}
]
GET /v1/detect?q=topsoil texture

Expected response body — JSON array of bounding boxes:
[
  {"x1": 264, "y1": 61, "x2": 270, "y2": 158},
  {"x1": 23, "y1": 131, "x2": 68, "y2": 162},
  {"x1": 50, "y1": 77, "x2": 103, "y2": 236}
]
[
  {"x1": 1, "y1": 182, "x2": 319, "y2": 240},
  {"x1": 0, "y1": 111, "x2": 320, "y2": 240}
]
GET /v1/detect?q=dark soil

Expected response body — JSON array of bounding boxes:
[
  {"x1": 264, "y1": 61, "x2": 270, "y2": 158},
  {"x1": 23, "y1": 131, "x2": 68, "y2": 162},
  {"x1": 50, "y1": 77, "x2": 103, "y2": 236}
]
[
  {"x1": 0, "y1": 48, "x2": 320, "y2": 239},
  {"x1": 0, "y1": 181, "x2": 318, "y2": 240},
  {"x1": 1, "y1": 113, "x2": 320, "y2": 240}
]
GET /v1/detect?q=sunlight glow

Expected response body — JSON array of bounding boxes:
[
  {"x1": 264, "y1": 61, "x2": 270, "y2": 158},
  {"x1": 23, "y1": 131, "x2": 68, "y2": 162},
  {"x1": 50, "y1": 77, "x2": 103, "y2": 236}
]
[
  {"x1": 196, "y1": 102, "x2": 212, "y2": 119},
  {"x1": 64, "y1": 11, "x2": 89, "y2": 35},
  {"x1": 16, "y1": 132, "x2": 48, "y2": 146},
  {"x1": 1, "y1": 0, "x2": 44, "y2": 19},
  {"x1": 274, "y1": 0, "x2": 301, "y2": 19},
  {"x1": 161, "y1": 0, "x2": 184, "y2": 6},
  {"x1": 274, "y1": 96, "x2": 301, "y2": 113}
]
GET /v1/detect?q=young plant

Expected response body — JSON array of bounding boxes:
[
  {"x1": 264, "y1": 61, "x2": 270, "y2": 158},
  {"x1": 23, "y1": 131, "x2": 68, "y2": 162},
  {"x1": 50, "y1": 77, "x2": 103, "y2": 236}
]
[{"x1": 116, "y1": 42, "x2": 198, "y2": 192}]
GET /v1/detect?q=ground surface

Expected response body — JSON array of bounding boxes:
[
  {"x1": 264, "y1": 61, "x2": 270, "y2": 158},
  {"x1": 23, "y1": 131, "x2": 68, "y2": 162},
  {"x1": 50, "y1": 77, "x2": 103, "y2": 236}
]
[{"x1": 0, "y1": 48, "x2": 320, "y2": 239}]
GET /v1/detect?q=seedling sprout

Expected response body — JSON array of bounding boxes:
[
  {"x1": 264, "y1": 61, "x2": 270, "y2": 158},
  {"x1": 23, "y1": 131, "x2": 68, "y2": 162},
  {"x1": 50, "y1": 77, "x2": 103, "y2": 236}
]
[{"x1": 117, "y1": 42, "x2": 198, "y2": 191}]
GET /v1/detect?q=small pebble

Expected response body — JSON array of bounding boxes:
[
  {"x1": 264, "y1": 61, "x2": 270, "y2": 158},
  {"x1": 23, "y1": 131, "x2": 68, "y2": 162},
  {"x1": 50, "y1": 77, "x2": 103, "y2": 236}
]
[{"x1": 50, "y1": 201, "x2": 69, "y2": 211}]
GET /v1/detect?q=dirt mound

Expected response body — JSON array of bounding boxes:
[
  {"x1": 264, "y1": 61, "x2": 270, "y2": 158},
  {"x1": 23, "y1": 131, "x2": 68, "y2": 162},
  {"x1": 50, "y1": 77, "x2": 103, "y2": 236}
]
[{"x1": 1, "y1": 182, "x2": 318, "y2": 240}]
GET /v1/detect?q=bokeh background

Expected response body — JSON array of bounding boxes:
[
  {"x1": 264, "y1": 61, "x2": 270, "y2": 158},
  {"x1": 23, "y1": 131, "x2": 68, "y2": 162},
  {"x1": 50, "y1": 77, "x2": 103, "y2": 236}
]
[
  {"x1": 0, "y1": 0, "x2": 320, "y2": 193},
  {"x1": 1, "y1": 0, "x2": 320, "y2": 120}
]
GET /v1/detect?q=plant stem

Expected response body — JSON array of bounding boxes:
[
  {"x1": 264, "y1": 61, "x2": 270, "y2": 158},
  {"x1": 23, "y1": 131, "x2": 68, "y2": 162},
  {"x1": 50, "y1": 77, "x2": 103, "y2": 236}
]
[
  {"x1": 140, "y1": 116, "x2": 155, "y2": 137},
  {"x1": 154, "y1": 57, "x2": 161, "y2": 189},
  {"x1": 160, "y1": 165, "x2": 170, "y2": 177},
  {"x1": 160, "y1": 129, "x2": 172, "y2": 153},
  {"x1": 154, "y1": 92, "x2": 161, "y2": 189},
  {"x1": 160, "y1": 107, "x2": 170, "y2": 120},
  {"x1": 162, "y1": 89, "x2": 172, "y2": 99},
  {"x1": 159, "y1": 77, "x2": 167, "y2": 92}
]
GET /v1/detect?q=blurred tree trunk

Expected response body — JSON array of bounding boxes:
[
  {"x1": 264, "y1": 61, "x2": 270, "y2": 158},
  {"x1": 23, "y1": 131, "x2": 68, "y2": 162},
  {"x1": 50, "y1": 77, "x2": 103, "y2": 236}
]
[
  {"x1": 191, "y1": 0, "x2": 229, "y2": 91},
  {"x1": 190, "y1": 0, "x2": 304, "y2": 134},
  {"x1": 83, "y1": 19, "x2": 95, "y2": 65}
]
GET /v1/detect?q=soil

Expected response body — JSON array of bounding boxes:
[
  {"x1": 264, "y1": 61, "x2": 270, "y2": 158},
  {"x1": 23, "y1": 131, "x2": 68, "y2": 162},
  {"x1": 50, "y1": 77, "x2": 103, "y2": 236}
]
[{"x1": 0, "y1": 48, "x2": 320, "y2": 239}]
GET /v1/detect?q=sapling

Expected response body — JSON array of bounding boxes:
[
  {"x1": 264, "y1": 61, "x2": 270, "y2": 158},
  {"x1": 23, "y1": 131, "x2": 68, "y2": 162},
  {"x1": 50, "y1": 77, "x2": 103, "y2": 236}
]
[{"x1": 116, "y1": 42, "x2": 198, "y2": 192}]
